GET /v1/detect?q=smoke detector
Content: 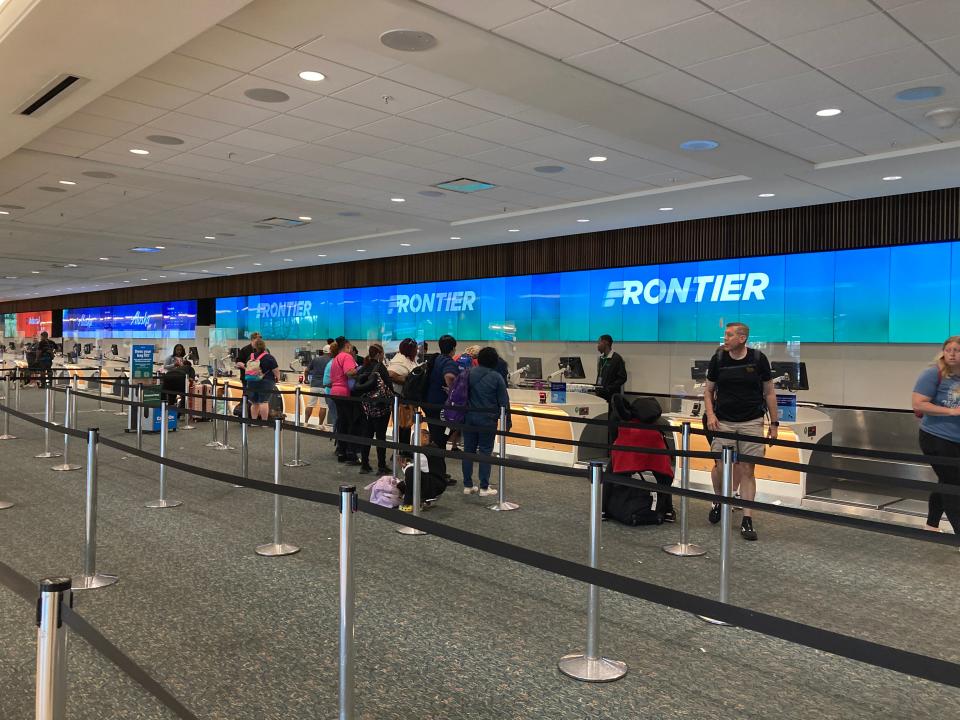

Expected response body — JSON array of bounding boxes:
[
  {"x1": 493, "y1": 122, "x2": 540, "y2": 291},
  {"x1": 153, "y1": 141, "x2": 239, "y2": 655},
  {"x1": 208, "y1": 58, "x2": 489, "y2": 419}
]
[{"x1": 924, "y1": 107, "x2": 960, "y2": 129}]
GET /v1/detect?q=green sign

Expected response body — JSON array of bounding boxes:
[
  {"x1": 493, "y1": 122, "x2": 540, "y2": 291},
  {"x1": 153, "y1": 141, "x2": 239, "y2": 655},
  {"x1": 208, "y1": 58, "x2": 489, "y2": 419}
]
[{"x1": 142, "y1": 385, "x2": 162, "y2": 408}]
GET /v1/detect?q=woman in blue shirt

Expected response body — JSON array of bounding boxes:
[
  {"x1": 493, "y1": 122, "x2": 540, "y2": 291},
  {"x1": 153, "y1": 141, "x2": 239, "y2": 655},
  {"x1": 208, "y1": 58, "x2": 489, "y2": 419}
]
[
  {"x1": 462, "y1": 347, "x2": 511, "y2": 495},
  {"x1": 912, "y1": 335, "x2": 960, "y2": 536}
]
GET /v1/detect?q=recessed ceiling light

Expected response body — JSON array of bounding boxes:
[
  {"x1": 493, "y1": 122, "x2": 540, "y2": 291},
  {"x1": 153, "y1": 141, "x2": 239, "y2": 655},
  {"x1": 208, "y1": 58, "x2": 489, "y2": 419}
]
[
  {"x1": 882, "y1": 175, "x2": 903, "y2": 181},
  {"x1": 680, "y1": 140, "x2": 719, "y2": 151},
  {"x1": 450, "y1": 236, "x2": 461, "y2": 240},
  {"x1": 99, "y1": 257, "x2": 109, "y2": 261},
  {"x1": 58, "y1": 180, "x2": 76, "y2": 185},
  {"x1": 31, "y1": 270, "x2": 40, "y2": 274},
  {"x1": 758, "y1": 193, "x2": 776, "y2": 198},
  {"x1": 179, "y1": 272, "x2": 187, "y2": 275},
  {"x1": 508, "y1": 228, "x2": 520, "y2": 232},
  {"x1": 283, "y1": 258, "x2": 293, "y2": 262},
  {"x1": 400, "y1": 242, "x2": 411, "y2": 246},
  {"x1": 64, "y1": 263, "x2": 78, "y2": 268},
  {"x1": 659, "y1": 207, "x2": 674, "y2": 211},
  {"x1": 390, "y1": 197, "x2": 405, "y2": 202},
  {"x1": 317, "y1": 254, "x2": 326, "y2": 258},
  {"x1": 4, "y1": 276, "x2": 17, "y2": 279},
  {"x1": 204, "y1": 235, "x2": 215, "y2": 240},
  {"x1": 154, "y1": 245, "x2": 165, "y2": 249},
  {"x1": 123, "y1": 280, "x2": 130, "y2": 283},
  {"x1": 140, "y1": 278, "x2": 148, "y2": 281},
  {"x1": 535, "y1": 165, "x2": 565, "y2": 173},
  {"x1": 815, "y1": 108, "x2": 842, "y2": 117},
  {"x1": 576, "y1": 218, "x2": 590, "y2": 223},
  {"x1": 588, "y1": 156, "x2": 607, "y2": 162},
  {"x1": 896, "y1": 86, "x2": 943, "y2": 102},
  {"x1": 356, "y1": 249, "x2": 366, "y2": 252},
  {"x1": 201, "y1": 270, "x2": 209, "y2": 273},
  {"x1": 0, "y1": 211, "x2": 9, "y2": 215},
  {"x1": 299, "y1": 70, "x2": 326, "y2": 82},
  {"x1": 253, "y1": 262, "x2": 263, "y2": 266},
  {"x1": 129, "y1": 148, "x2": 150, "y2": 155},
  {"x1": 244, "y1": 88, "x2": 290, "y2": 103},
  {"x1": 158, "y1": 276, "x2": 166, "y2": 279},
  {"x1": 298, "y1": 216, "x2": 312, "y2": 221},
  {"x1": 225, "y1": 266, "x2": 234, "y2": 269}
]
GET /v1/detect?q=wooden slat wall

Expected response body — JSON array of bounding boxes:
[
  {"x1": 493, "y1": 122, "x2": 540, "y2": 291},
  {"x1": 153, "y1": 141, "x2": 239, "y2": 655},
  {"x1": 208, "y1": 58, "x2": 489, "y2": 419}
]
[{"x1": 3, "y1": 187, "x2": 958, "y2": 313}]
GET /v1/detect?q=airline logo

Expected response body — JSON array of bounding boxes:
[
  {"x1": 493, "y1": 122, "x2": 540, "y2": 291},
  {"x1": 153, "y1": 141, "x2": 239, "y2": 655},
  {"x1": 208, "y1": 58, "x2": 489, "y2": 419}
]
[
  {"x1": 256, "y1": 300, "x2": 313, "y2": 319},
  {"x1": 389, "y1": 290, "x2": 477, "y2": 314},
  {"x1": 603, "y1": 273, "x2": 769, "y2": 307}
]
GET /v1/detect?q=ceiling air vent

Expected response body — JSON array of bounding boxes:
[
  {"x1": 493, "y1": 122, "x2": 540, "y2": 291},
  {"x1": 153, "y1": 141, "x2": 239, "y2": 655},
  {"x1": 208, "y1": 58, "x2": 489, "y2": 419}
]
[
  {"x1": 17, "y1": 74, "x2": 88, "y2": 116},
  {"x1": 257, "y1": 217, "x2": 309, "y2": 228}
]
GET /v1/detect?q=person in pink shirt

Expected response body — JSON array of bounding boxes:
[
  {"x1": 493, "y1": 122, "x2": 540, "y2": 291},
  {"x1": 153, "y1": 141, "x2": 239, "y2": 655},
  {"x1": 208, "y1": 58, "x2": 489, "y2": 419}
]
[{"x1": 329, "y1": 337, "x2": 360, "y2": 463}]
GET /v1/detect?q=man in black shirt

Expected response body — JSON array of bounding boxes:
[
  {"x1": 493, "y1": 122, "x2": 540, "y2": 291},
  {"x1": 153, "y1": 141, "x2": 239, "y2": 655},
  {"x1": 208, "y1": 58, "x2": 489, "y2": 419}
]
[
  {"x1": 595, "y1": 334, "x2": 627, "y2": 400},
  {"x1": 235, "y1": 332, "x2": 262, "y2": 411},
  {"x1": 36, "y1": 332, "x2": 56, "y2": 388},
  {"x1": 703, "y1": 322, "x2": 779, "y2": 541}
]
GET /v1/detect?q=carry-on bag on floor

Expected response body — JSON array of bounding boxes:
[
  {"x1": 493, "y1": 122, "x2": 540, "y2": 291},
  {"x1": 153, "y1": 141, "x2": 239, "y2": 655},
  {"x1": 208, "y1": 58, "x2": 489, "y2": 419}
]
[{"x1": 602, "y1": 479, "x2": 661, "y2": 526}]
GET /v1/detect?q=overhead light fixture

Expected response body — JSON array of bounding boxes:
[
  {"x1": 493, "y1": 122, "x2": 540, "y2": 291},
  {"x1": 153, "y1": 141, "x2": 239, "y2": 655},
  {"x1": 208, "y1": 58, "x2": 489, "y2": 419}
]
[
  {"x1": 400, "y1": 242, "x2": 411, "y2": 247},
  {"x1": 129, "y1": 148, "x2": 150, "y2": 155},
  {"x1": 576, "y1": 218, "x2": 590, "y2": 223},
  {"x1": 508, "y1": 228, "x2": 520, "y2": 232},
  {"x1": 225, "y1": 266, "x2": 234, "y2": 269},
  {"x1": 680, "y1": 140, "x2": 719, "y2": 151},
  {"x1": 204, "y1": 235, "x2": 215, "y2": 240},
  {"x1": 31, "y1": 270, "x2": 40, "y2": 274},
  {"x1": 253, "y1": 262, "x2": 263, "y2": 266},
  {"x1": 283, "y1": 258, "x2": 293, "y2": 262},
  {"x1": 4, "y1": 276, "x2": 17, "y2": 279},
  {"x1": 140, "y1": 278, "x2": 148, "y2": 281},
  {"x1": 588, "y1": 156, "x2": 607, "y2": 162},
  {"x1": 0, "y1": 211, "x2": 9, "y2": 215},
  {"x1": 391, "y1": 197, "x2": 405, "y2": 202},
  {"x1": 154, "y1": 245, "x2": 165, "y2": 249},
  {"x1": 882, "y1": 175, "x2": 903, "y2": 181},
  {"x1": 64, "y1": 263, "x2": 78, "y2": 268},
  {"x1": 815, "y1": 108, "x2": 842, "y2": 117},
  {"x1": 450, "y1": 236, "x2": 461, "y2": 240},
  {"x1": 158, "y1": 275, "x2": 166, "y2": 279},
  {"x1": 758, "y1": 193, "x2": 776, "y2": 198},
  {"x1": 317, "y1": 254, "x2": 326, "y2": 258},
  {"x1": 299, "y1": 70, "x2": 326, "y2": 82},
  {"x1": 131, "y1": 246, "x2": 161, "y2": 253},
  {"x1": 356, "y1": 249, "x2": 366, "y2": 252},
  {"x1": 298, "y1": 216, "x2": 312, "y2": 221},
  {"x1": 99, "y1": 257, "x2": 109, "y2": 261},
  {"x1": 123, "y1": 280, "x2": 130, "y2": 283},
  {"x1": 896, "y1": 86, "x2": 943, "y2": 102},
  {"x1": 58, "y1": 180, "x2": 76, "y2": 185},
  {"x1": 658, "y1": 207, "x2": 673, "y2": 211}
]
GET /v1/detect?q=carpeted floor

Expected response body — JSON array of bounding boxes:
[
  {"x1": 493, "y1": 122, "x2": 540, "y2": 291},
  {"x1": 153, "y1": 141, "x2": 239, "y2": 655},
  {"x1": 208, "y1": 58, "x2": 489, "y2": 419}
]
[{"x1": 0, "y1": 387, "x2": 957, "y2": 719}]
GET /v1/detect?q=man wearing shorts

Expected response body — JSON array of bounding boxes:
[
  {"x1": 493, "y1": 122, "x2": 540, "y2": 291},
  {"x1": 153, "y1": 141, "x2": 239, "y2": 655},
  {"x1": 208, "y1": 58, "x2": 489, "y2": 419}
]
[{"x1": 703, "y1": 322, "x2": 779, "y2": 541}]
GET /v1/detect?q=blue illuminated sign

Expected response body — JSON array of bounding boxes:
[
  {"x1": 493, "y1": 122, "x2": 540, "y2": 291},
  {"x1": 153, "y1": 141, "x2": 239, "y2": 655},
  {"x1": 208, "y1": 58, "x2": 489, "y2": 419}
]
[
  {"x1": 63, "y1": 301, "x2": 197, "y2": 338},
  {"x1": 216, "y1": 241, "x2": 960, "y2": 344}
]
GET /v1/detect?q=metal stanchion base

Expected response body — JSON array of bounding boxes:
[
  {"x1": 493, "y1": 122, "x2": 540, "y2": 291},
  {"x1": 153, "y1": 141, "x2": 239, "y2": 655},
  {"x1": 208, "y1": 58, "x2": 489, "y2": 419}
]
[
  {"x1": 0, "y1": 500, "x2": 14, "y2": 510},
  {"x1": 396, "y1": 525, "x2": 427, "y2": 536},
  {"x1": 94, "y1": 408, "x2": 109, "y2": 413},
  {"x1": 283, "y1": 459, "x2": 310, "y2": 467},
  {"x1": 50, "y1": 463, "x2": 81, "y2": 471},
  {"x1": 113, "y1": 410, "x2": 126, "y2": 416},
  {"x1": 144, "y1": 499, "x2": 183, "y2": 509},
  {"x1": 696, "y1": 615, "x2": 732, "y2": 626},
  {"x1": 215, "y1": 443, "x2": 236, "y2": 451},
  {"x1": 557, "y1": 654, "x2": 628, "y2": 682},
  {"x1": 488, "y1": 500, "x2": 520, "y2": 511},
  {"x1": 662, "y1": 542, "x2": 707, "y2": 557},
  {"x1": 205, "y1": 441, "x2": 225, "y2": 448},
  {"x1": 71, "y1": 573, "x2": 118, "y2": 590},
  {"x1": 35, "y1": 451, "x2": 63, "y2": 459},
  {"x1": 181, "y1": 422, "x2": 196, "y2": 430},
  {"x1": 0, "y1": 434, "x2": 17, "y2": 440},
  {"x1": 255, "y1": 542, "x2": 300, "y2": 556}
]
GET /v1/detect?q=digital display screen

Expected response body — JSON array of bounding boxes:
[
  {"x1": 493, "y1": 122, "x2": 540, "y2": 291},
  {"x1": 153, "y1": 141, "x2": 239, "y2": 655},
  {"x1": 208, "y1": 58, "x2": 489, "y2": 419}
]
[
  {"x1": 215, "y1": 241, "x2": 960, "y2": 344},
  {"x1": 15, "y1": 311, "x2": 52, "y2": 337},
  {"x1": 63, "y1": 301, "x2": 197, "y2": 338}
]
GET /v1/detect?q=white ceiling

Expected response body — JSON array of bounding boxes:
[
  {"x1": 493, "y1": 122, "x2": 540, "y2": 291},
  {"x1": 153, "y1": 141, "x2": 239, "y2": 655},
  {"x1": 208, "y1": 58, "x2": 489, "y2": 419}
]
[{"x1": 2, "y1": 0, "x2": 960, "y2": 303}]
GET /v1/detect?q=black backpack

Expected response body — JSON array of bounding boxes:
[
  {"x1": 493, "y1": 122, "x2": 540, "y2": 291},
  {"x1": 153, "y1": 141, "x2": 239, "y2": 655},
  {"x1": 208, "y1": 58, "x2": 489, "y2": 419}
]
[{"x1": 402, "y1": 353, "x2": 436, "y2": 402}]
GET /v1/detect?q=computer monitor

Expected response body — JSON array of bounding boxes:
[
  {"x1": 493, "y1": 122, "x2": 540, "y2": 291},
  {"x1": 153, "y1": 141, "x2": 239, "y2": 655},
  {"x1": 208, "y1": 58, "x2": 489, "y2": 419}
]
[
  {"x1": 188, "y1": 346, "x2": 200, "y2": 363},
  {"x1": 771, "y1": 361, "x2": 809, "y2": 391},
  {"x1": 296, "y1": 349, "x2": 313, "y2": 365},
  {"x1": 690, "y1": 360, "x2": 711, "y2": 381},
  {"x1": 229, "y1": 347, "x2": 241, "y2": 361},
  {"x1": 558, "y1": 356, "x2": 585, "y2": 379},
  {"x1": 111, "y1": 344, "x2": 119, "y2": 356},
  {"x1": 518, "y1": 357, "x2": 543, "y2": 380},
  {"x1": 82, "y1": 343, "x2": 93, "y2": 355},
  {"x1": 72, "y1": 343, "x2": 81, "y2": 356}
]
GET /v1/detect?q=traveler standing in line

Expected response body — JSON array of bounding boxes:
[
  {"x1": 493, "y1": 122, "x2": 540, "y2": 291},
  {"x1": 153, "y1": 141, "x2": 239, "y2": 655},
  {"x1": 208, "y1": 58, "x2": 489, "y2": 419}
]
[
  {"x1": 330, "y1": 337, "x2": 360, "y2": 464},
  {"x1": 304, "y1": 341, "x2": 333, "y2": 426},
  {"x1": 912, "y1": 335, "x2": 960, "y2": 537},
  {"x1": 322, "y1": 349, "x2": 337, "y2": 431},
  {"x1": 355, "y1": 343, "x2": 393, "y2": 475},
  {"x1": 36, "y1": 331, "x2": 56, "y2": 389},
  {"x1": 449, "y1": 345, "x2": 480, "y2": 451},
  {"x1": 462, "y1": 347, "x2": 511, "y2": 496},
  {"x1": 425, "y1": 334, "x2": 460, "y2": 480},
  {"x1": 595, "y1": 334, "x2": 627, "y2": 401},
  {"x1": 388, "y1": 338, "x2": 419, "y2": 449},
  {"x1": 703, "y1": 322, "x2": 778, "y2": 541},
  {"x1": 163, "y1": 343, "x2": 195, "y2": 409},
  {"x1": 235, "y1": 331, "x2": 262, "y2": 413},
  {"x1": 244, "y1": 338, "x2": 279, "y2": 422}
]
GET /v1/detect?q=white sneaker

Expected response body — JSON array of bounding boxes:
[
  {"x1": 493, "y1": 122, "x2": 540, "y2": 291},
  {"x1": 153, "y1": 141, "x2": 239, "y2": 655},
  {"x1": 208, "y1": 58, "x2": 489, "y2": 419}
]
[
  {"x1": 478, "y1": 487, "x2": 498, "y2": 497},
  {"x1": 463, "y1": 486, "x2": 478, "y2": 495}
]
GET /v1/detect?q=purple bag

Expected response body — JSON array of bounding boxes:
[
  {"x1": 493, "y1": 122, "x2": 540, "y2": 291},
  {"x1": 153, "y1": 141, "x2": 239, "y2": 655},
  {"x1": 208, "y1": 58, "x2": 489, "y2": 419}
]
[
  {"x1": 443, "y1": 368, "x2": 470, "y2": 423},
  {"x1": 365, "y1": 475, "x2": 401, "y2": 508}
]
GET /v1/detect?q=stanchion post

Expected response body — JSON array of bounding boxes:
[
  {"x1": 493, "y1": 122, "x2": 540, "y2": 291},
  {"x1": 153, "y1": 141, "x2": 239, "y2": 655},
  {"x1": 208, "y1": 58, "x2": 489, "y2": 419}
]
[
  {"x1": 181, "y1": 379, "x2": 196, "y2": 430},
  {"x1": 136, "y1": 384, "x2": 143, "y2": 451},
  {"x1": 15, "y1": 371, "x2": 21, "y2": 409},
  {"x1": 338, "y1": 484, "x2": 357, "y2": 720},
  {"x1": 36, "y1": 386, "x2": 61, "y2": 459},
  {"x1": 35, "y1": 577, "x2": 71, "y2": 720},
  {"x1": 95, "y1": 368, "x2": 106, "y2": 412},
  {"x1": 51, "y1": 388, "x2": 80, "y2": 472},
  {"x1": 698, "y1": 446, "x2": 734, "y2": 626},
  {"x1": 397, "y1": 411, "x2": 427, "y2": 536},
  {"x1": 489, "y1": 406, "x2": 519, "y2": 511},
  {"x1": 663, "y1": 422, "x2": 705, "y2": 557},
  {"x1": 217, "y1": 383, "x2": 235, "y2": 451},
  {"x1": 235, "y1": 391, "x2": 248, "y2": 487},
  {"x1": 145, "y1": 401, "x2": 182, "y2": 509},
  {"x1": 71, "y1": 428, "x2": 117, "y2": 590},
  {"x1": 391, "y1": 395, "x2": 400, "y2": 478},
  {"x1": 558, "y1": 461, "x2": 627, "y2": 682},
  {"x1": 206, "y1": 378, "x2": 222, "y2": 448},
  {"x1": 255, "y1": 419, "x2": 300, "y2": 556},
  {"x1": 0, "y1": 372, "x2": 16, "y2": 440},
  {"x1": 285, "y1": 387, "x2": 309, "y2": 467}
]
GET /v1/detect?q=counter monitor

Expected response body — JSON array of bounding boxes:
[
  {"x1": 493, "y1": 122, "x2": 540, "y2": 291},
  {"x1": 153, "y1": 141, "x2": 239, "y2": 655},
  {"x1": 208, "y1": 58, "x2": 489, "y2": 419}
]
[
  {"x1": 518, "y1": 357, "x2": 543, "y2": 380},
  {"x1": 188, "y1": 346, "x2": 200, "y2": 363},
  {"x1": 690, "y1": 360, "x2": 711, "y2": 381},
  {"x1": 558, "y1": 356, "x2": 585, "y2": 379},
  {"x1": 82, "y1": 343, "x2": 93, "y2": 355},
  {"x1": 229, "y1": 347, "x2": 241, "y2": 362},
  {"x1": 110, "y1": 344, "x2": 119, "y2": 356},
  {"x1": 296, "y1": 349, "x2": 314, "y2": 365},
  {"x1": 771, "y1": 361, "x2": 809, "y2": 391}
]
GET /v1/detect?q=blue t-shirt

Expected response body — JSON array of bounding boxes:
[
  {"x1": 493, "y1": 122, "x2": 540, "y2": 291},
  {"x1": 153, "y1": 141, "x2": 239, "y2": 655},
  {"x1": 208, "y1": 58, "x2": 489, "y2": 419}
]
[
  {"x1": 914, "y1": 366, "x2": 960, "y2": 443},
  {"x1": 427, "y1": 354, "x2": 460, "y2": 405}
]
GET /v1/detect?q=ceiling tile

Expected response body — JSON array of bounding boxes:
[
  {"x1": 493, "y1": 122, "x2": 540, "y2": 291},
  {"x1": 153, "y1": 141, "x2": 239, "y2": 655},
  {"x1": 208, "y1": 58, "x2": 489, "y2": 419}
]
[
  {"x1": 681, "y1": 92, "x2": 764, "y2": 122},
  {"x1": 759, "y1": 126, "x2": 845, "y2": 153},
  {"x1": 316, "y1": 131, "x2": 402, "y2": 155},
  {"x1": 818, "y1": 112, "x2": 937, "y2": 151},
  {"x1": 495, "y1": 10, "x2": 612, "y2": 59},
  {"x1": 118, "y1": 127, "x2": 209, "y2": 153},
  {"x1": 107, "y1": 76, "x2": 201, "y2": 111},
  {"x1": 32, "y1": 127, "x2": 110, "y2": 152},
  {"x1": 178, "y1": 95, "x2": 277, "y2": 126},
  {"x1": 176, "y1": 25, "x2": 288, "y2": 72},
  {"x1": 777, "y1": 13, "x2": 915, "y2": 68},
  {"x1": 625, "y1": 69, "x2": 720, "y2": 104},
  {"x1": 56, "y1": 112, "x2": 139, "y2": 138},
  {"x1": 686, "y1": 45, "x2": 810, "y2": 90},
  {"x1": 461, "y1": 117, "x2": 552, "y2": 144},
  {"x1": 859, "y1": 73, "x2": 960, "y2": 113},
  {"x1": 400, "y1": 99, "x2": 499, "y2": 131},
  {"x1": 248, "y1": 115, "x2": 343, "y2": 143},
  {"x1": 792, "y1": 143, "x2": 860, "y2": 163},
  {"x1": 147, "y1": 112, "x2": 240, "y2": 141},
  {"x1": 564, "y1": 43, "x2": 670, "y2": 84},
  {"x1": 332, "y1": 77, "x2": 441, "y2": 114},
  {"x1": 467, "y1": 147, "x2": 551, "y2": 168},
  {"x1": 80, "y1": 96, "x2": 168, "y2": 124},
  {"x1": 159, "y1": 154, "x2": 236, "y2": 174},
  {"x1": 415, "y1": 132, "x2": 501, "y2": 156},
  {"x1": 252, "y1": 51, "x2": 372, "y2": 95},
  {"x1": 92, "y1": 138, "x2": 183, "y2": 161},
  {"x1": 554, "y1": 0, "x2": 709, "y2": 40},
  {"x1": 626, "y1": 13, "x2": 765, "y2": 67},
  {"x1": 139, "y1": 53, "x2": 242, "y2": 93},
  {"x1": 825, "y1": 45, "x2": 950, "y2": 91},
  {"x1": 451, "y1": 88, "x2": 531, "y2": 115},
  {"x1": 511, "y1": 107, "x2": 585, "y2": 132},
  {"x1": 288, "y1": 97, "x2": 390, "y2": 128},
  {"x1": 722, "y1": 0, "x2": 877, "y2": 41},
  {"x1": 518, "y1": 134, "x2": 608, "y2": 164},
  {"x1": 381, "y1": 64, "x2": 472, "y2": 97},
  {"x1": 285, "y1": 144, "x2": 362, "y2": 166},
  {"x1": 191, "y1": 141, "x2": 274, "y2": 164},
  {"x1": 415, "y1": 0, "x2": 542, "y2": 30},
  {"x1": 889, "y1": 0, "x2": 960, "y2": 43},
  {"x1": 928, "y1": 34, "x2": 960, "y2": 70},
  {"x1": 218, "y1": 129, "x2": 304, "y2": 153},
  {"x1": 210, "y1": 76, "x2": 320, "y2": 112},
  {"x1": 734, "y1": 71, "x2": 849, "y2": 110},
  {"x1": 720, "y1": 112, "x2": 807, "y2": 138},
  {"x1": 299, "y1": 36, "x2": 403, "y2": 75},
  {"x1": 357, "y1": 116, "x2": 444, "y2": 143},
  {"x1": 775, "y1": 94, "x2": 888, "y2": 128},
  {"x1": 376, "y1": 145, "x2": 452, "y2": 167},
  {"x1": 340, "y1": 157, "x2": 444, "y2": 185}
]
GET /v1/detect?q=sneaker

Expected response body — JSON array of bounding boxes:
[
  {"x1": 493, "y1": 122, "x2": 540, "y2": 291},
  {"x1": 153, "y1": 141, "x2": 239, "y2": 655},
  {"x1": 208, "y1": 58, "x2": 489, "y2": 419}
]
[
  {"x1": 422, "y1": 498, "x2": 437, "y2": 510},
  {"x1": 463, "y1": 486, "x2": 478, "y2": 495},
  {"x1": 358, "y1": 465, "x2": 373, "y2": 475},
  {"x1": 662, "y1": 510, "x2": 677, "y2": 523},
  {"x1": 478, "y1": 487, "x2": 498, "y2": 497},
  {"x1": 398, "y1": 504, "x2": 413, "y2": 513},
  {"x1": 740, "y1": 518, "x2": 758, "y2": 541},
  {"x1": 708, "y1": 503, "x2": 721, "y2": 524}
]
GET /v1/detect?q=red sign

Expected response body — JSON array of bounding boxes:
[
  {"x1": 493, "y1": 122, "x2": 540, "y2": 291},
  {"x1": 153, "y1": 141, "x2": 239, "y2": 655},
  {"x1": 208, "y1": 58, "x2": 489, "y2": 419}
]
[{"x1": 16, "y1": 311, "x2": 52, "y2": 337}]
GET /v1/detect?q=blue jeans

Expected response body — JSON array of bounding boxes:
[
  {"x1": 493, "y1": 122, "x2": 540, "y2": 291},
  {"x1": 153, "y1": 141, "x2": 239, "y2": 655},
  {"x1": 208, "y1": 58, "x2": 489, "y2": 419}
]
[
  {"x1": 462, "y1": 429, "x2": 496, "y2": 489},
  {"x1": 325, "y1": 394, "x2": 338, "y2": 428}
]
